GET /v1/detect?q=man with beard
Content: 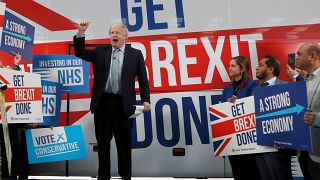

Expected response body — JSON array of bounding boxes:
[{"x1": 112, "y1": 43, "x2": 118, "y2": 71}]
[{"x1": 255, "y1": 55, "x2": 295, "y2": 180}]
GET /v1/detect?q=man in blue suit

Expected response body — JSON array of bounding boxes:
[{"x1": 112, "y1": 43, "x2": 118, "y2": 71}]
[
  {"x1": 73, "y1": 21, "x2": 151, "y2": 180},
  {"x1": 255, "y1": 55, "x2": 295, "y2": 180}
]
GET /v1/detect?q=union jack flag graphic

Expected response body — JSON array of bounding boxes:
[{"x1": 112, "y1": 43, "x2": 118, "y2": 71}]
[
  {"x1": 0, "y1": 2, "x2": 6, "y2": 44},
  {"x1": 0, "y1": 75, "x2": 9, "y2": 92},
  {"x1": 209, "y1": 106, "x2": 233, "y2": 156},
  {"x1": 208, "y1": 96, "x2": 276, "y2": 157},
  {"x1": 0, "y1": 73, "x2": 10, "y2": 86},
  {"x1": 2, "y1": 0, "x2": 77, "y2": 31}
]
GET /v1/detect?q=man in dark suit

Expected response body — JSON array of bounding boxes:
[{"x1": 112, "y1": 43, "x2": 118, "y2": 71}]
[
  {"x1": 73, "y1": 21, "x2": 151, "y2": 180},
  {"x1": 254, "y1": 55, "x2": 295, "y2": 180}
]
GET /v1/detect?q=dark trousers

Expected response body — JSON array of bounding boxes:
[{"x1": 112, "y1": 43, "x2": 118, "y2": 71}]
[
  {"x1": 256, "y1": 152, "x2": 293, "y2": 180},
  {"x1": 299, "y1": 151, "x2": 312, "y2": 180},
  {"x1": 299, "y1": 151, "x2": 320, "y2": 180},
  {"x1": 94, "y1": 93, "x2": 132, "y2": 180},
  {"x1": 308, "y1": 155, "x2": 320, "y2": 180},
  {"x1": 229, "y1": 154, "x2": 261, "y2": 180},
  {"x1": 0, "y1": 124, "x2": 29, "y2": 179}
]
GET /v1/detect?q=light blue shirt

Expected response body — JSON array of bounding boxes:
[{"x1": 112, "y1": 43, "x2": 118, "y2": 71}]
[
  {"x1": 75, "y1": 34, "x2": 85, "y2": 38},
  {"x1": 265, "y1": 76, "x2": 277, "y2": 86},
  {"x1": 75, "y1": 34, "x2": 126, "y2": 93},
  {"x1": 292, "y1": 74, "x2": 299, "y2": 81}
]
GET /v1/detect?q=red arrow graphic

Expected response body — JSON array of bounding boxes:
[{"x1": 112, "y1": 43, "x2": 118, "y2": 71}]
[{"x1": 3, "y1": 0, "x2": 78, "y2": 31}]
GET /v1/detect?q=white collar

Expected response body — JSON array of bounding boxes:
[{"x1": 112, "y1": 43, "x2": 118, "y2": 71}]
[{"x1": 112, "y1": 44, "x2": 126, "y2": 52}]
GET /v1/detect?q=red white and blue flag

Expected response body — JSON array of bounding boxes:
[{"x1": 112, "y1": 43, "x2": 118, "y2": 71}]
[
  {"x1": 209, "y1": 96, "x2": 276, "y2": 156},
  {"x1": 0, "y1": 2, "x2": 6, "y2": 45}
]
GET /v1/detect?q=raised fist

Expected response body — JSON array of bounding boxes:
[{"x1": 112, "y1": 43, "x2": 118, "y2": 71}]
[{"x1": 78, "y1": 20, "x2": 90, "y2": 35}]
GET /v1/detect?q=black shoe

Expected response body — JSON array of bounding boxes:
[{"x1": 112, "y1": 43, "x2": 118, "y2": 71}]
[
  {"x1": 17, "y1": 175, "x2": 28, "y2": 179},
  {"x1": 2, "y1": 176, "x2": 18, "y2": 179},
  {"x1": 17, "y1": 176, "x2": 28, "y2": 180},
  {"x1": 121, "y1": 177, "x2": 131, "y2": 180},
  {"x1": 97, "y1": 177, "x2": 110, "y2": 180}
]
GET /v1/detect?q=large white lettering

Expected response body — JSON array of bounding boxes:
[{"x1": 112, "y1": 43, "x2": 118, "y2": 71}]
[
  {"x1": 151, "y1": 40, "x2": 177, "y2": 87},
  {"x1": 202, "y1": 36, "x2": 230, "y2": 83},
  {"x1": 178, "y1": 38, "x2": 201, "y2": 85}
]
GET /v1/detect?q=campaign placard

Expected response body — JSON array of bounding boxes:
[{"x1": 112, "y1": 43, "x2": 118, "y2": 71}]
[
  {"x1": 32, "y1": 55, "x2": 90, "y2": 94},
  {"x1": 0, "y1": 3, "x2": 6, "y2": 44},
  {"x1": 40, "y1": 80, "x2": 62, "y2": 126},
  {"x1": 209, "y1": 96, "x2": 276, "y2": 156},
  {"x1": 0, "y1": 68, "x2": 43, "y2": 123},
  {"x1": 254, "y1": 81, "x2": 311, "y2": 151},
  {"x1": 0, "y1": 11, "x2": 35, "y2": 61},
  {"x1": 26, "y1": 125, "x2": 87, "y2": 164}
]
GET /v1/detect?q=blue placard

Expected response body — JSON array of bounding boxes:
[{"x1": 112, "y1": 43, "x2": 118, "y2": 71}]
[
  {"x1": 26, "y1": 125, "x2": 87, "y2": 164},
  {"x1": 254, "y1": 81, "x2": 311, "y2": 151},
  {"x1": 40, "y1": 80, "x2": 62, "y2": 126},
  {"x1": 32, "y1": 54, "x2": 90, "y2": 94},
  {"x1": 0, "y1": 11, "x2": 35, "y2": 61}
]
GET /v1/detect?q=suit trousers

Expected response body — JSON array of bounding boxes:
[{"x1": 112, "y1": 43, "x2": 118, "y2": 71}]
[
  {"x1": 94, "y1": 93, "x2": 132, "y2": 180},
  {"x1": 299, "y1": 151, "x2": 320, "y2": 180},
  {"x1": 299, "y1": 151, "x2": 312, "y2": 180},
  {"x1": 308, "y1": 155, "x2": 320, "y2": 180},
  {"x1": 229, "y1": 154, "x2": 261, "y2": 180},
  {"x1": 256, "y1": 152, "x2": 293, "y2": 180}
]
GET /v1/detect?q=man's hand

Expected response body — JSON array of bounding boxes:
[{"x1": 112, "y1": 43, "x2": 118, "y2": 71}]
[
  {"x1": 286, "y1": 64, "x2": 298, "y2": 79},
  {"x1": 286, "y1": 64, "x2": 307, "y2": 80},
  {"x1": 142, "y1": 102, "x2": 151, "y2": 112},
  {"x1": 78, "y1": 20, "x2": 90, "y2": 36},
  {"x1": 27, "y1": 123, "x2": 38, "y2": 129},
  {"x1": 12, "y1": 51, "x2": 22, "y2": 66},
  {"x1": 304, "y1": 109, "x2": 315, "y2": 126}
]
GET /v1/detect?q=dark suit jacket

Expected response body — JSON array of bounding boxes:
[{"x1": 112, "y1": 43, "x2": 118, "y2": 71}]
[
  {"x1": 274, "y1": 78, "x2": 286, "y2": 85},
  {"x1": 73, "y1": 36, "x2": 150, "y2": 116}
]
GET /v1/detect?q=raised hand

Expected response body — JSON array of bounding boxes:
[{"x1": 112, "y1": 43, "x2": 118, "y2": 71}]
[
  {"x1": 78, "y1": 20, "x2": 90, "y2": 36},
  {"x1": 286, "y1": 64, "x2": 298, "y2": 79},
  {"x1": 12, "y1": 51, "x2": 22, "y2": 66}
]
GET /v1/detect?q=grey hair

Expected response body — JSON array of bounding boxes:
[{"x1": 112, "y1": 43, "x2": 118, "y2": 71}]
[{"x1": 109, "y1": 22, "x2": 129, "y2": 37}]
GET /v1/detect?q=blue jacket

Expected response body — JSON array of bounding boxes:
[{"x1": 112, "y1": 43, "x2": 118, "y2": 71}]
[{"x1": 222, "y1": 79, "x2": 257, "y2": 102}]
